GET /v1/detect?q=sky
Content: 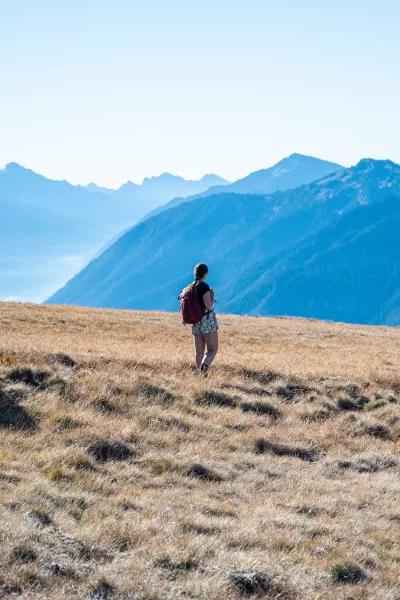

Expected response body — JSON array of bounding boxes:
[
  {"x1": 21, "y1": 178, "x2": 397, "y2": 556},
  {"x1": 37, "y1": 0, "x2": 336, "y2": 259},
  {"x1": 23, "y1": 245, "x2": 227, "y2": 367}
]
[{"x1": 1, "y1": 0, "x2": 400, "y2": 188}]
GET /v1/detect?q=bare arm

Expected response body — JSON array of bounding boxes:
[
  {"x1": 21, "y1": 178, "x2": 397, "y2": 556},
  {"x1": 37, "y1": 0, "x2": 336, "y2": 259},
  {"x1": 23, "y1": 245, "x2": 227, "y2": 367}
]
[{"x1": 203, "y1": 291, "x2": 213, "y2": 310}]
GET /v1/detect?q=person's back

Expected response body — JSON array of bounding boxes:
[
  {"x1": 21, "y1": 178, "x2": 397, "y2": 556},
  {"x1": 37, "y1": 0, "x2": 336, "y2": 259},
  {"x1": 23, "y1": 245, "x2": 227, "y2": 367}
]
[{"x1": 181, "y1": 263, "x2": 218, "y2": 374}]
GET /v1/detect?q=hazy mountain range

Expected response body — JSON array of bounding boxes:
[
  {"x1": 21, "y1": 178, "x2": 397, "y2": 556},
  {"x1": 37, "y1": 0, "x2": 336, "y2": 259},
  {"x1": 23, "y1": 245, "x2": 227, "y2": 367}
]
[
  {"x1": 144, "y1": 153, "x2": 343, "y2": 220},
  {"x1": 0, "y1": 164, "x2": 227, "y2": 301},
  {"x1": 48, "y1": 157, "x2": 400, "y2": 325},
  {"x1": 86, "y1": 173, "x2": 229, "y2": 204}
]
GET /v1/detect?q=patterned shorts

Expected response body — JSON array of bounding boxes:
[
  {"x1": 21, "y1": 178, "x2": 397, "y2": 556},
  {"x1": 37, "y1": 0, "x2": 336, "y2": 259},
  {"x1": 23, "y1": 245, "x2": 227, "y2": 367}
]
[{"x1": 192, "y1": 311, "x2": 219, "y2": 335}]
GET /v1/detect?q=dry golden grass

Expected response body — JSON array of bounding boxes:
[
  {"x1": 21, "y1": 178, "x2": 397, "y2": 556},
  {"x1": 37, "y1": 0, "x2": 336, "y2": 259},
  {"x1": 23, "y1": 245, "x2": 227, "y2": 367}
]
[{"x1": 0, "y1": 301, "x2": 399, "y2": 599}]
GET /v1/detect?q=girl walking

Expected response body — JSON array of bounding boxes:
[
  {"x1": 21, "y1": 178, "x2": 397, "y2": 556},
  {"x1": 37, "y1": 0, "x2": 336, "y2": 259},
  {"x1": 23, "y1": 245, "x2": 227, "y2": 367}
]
[
  {"x1": 191, "y1": 263, "x2": 219, "y2": 373},
  {"x1": 179, "y1": 263, "x2": 219, "y2": 373}
]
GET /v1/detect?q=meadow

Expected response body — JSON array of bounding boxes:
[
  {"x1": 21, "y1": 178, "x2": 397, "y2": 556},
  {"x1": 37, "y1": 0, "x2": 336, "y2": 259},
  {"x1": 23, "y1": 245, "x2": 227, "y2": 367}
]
[{"x1": 0, "y1": 302, "x2": 399, "y2": 599}]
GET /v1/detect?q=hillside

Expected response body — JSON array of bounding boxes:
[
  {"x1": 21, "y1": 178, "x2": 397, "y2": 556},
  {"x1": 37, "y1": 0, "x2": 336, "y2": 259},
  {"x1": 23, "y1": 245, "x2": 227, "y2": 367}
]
[
  {"x1": 0, "y1": 302, "x2": 399, "y2": 599},
  {"x1": 143, "y1": 154, "x2": 343, "y2": 220},
  {"x1": 225, "y1": 191, "x2": 400, "y2": 324},
  {"x1": 48, "y1": 158, "x2": 400, "y2": 325},
  {"x1": 0, "y1": 163, "x2": 226, "y2": 302}
]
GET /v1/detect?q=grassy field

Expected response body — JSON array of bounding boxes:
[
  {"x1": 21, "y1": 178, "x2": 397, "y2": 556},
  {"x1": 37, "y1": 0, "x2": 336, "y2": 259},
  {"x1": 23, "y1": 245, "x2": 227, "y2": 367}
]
[{"x1": 0, "y1": 302, "x2": 399, "y2": 600}]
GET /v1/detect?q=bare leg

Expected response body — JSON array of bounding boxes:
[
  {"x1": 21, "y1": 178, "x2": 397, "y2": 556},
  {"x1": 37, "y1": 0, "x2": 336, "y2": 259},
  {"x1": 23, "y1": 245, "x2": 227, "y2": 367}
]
[
  {"x1": 193, "y1": 334, "x2": 206, "y2": 369},
  {"x1": 201, "y1": 331, "x2": 219, "y2": 369}
]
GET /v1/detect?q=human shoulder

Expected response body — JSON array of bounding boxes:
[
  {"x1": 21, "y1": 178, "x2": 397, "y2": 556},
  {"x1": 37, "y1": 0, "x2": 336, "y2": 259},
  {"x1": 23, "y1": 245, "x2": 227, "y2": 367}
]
[{"x1": 196, "y1": 281, "x2": 210, "y2": 294}]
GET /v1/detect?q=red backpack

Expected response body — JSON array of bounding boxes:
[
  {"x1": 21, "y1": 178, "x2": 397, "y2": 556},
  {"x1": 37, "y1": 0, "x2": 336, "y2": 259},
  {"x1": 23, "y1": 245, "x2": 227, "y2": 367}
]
[{"x1": 179, "y1": 283, "x2": 204, "y2": 325}]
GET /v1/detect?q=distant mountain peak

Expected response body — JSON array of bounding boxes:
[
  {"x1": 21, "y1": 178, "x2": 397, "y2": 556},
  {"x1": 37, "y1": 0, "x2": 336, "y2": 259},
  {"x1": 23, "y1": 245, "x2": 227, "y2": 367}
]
[
  {"x1": 201, "y1": 173, "x2": 230, "y2": 183},
  {"x1": 1, "y1": 162, "x2": 43, "y2": 180},
  {"x1": 221, "y1": 154, "x2": 344, "y2": 195},
  {"x1": 3, "y1": 162, "x2": 25, "y2": 172},
  {"x1": 287, "y1": 152, "x2": 318, "y2": 160},
  {"x1": 287, "y1": 153, "x2": 309, "y2": 160},
  {"x1": 140, "y1": 172, "x2": 229, "y2": 186},
  {"x1": 283, "y1": 153, "x2": 342, "y2": 167},
  {"x1": 119, "y1": 180, "x2": 140, "y2": 189},
  {"x1": 142, "y1": 173, "x2": 182, "y2": 185},
  {"x1": 355, "y1": 157, "x2": 397, "y2": 170},
  {"x1": 356, "y1": 158, "x2": 380, "y2": 169}
]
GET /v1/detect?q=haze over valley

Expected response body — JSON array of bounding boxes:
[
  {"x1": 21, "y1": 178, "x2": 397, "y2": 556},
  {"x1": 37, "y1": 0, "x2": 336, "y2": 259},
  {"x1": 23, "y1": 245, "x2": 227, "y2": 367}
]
[{"x1": 0, "y1": 163, "x2": 227, "y2": 301}]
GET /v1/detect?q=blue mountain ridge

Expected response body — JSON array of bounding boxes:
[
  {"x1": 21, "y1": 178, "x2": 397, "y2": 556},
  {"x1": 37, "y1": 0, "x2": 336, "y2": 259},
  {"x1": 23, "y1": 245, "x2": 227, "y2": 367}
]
[
  {"x1": 86, "y1": 173, "x2": 229, "y2": 203},
  {"x1": 47, "y1": 158, "x2": 400, "y2": 325},
  {"x1": 142, "y1": 153, "x2": 343, "y2": 220}
]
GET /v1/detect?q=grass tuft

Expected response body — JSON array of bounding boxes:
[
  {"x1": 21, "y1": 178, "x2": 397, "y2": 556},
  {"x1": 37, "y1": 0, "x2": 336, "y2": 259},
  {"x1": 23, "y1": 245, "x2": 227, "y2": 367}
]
[
  {"x1": 44, "y1": 466, "x2": 73, "y2": 482},
  {"x1": 364, "y1": 399, "x2": 387, "y2": 411},
  {"x1": 253, "y1": 438, "x2": 319, "y2": 462},
  {"x1": 0, "y1": 388, "x2": 36, "y2": 430},
  {"x1": 154, "y1": 555, "x2": 198, "y2": 572},
  {"x1": 6, "y1": 367, "x2": 50, "y2": 387},
  {"x1": 354, "y1": 421, "x2": 391, "y2": 440},
  {"x1": 41, "y1": 374, "x2": 67, "y2": 389},
  {"x1": 150, "y1": 458, "x2": 174, "y2": 475},
  {"x1": 241, "y1": 368, "x2": 280, "y2": 384},
  {"x1": 229, "y1": 570, "x2": 271, "y2": 595},
  {"x1": 51, "y1": 415, "x2": 79, "y2": 430},
  {"x1": 375, "y1": 392, "x2": 397, "y2": 403},
  {"x1": 299, "y1": 406, "x2": 334, "y2": 422},
  {"x1": 275, "y1": 384, "x2": 308, "y2": 400},
  {"x1": 49, "y1": 563, "x2": 69, "y2": 576},
  {"x1": 194, "y1": 389, "x2": 236, "y2": 408},
  {"x1": 148, "y1": 416, "x2": 190, "y2": 431},
  {"x1": 337, "y1": 394, "x2": 370, "y2": 411},
  {"x1": 87, "y1": 578, "x2": 116, "y2": 599},
  {"x1": 86, "y1": 439, "x2": 134, "y2": 463},
  {"x1": 68, "y1": 453, "x2": 96, "y2": 471},
  {"x1": 25, "y1": 509, "x2": 53, "y2": 527},
  {"x1": 388, "y1": 514, "x2": 400, "y2": 522},
  {"x1": 88, "y1": 399, "x2": 118, "y2": 414},
  {"x1": 328, "y1": 562, "x2": 365, "y2": 584},
  {"x1": 45, "y1": 353, "x2": 76, "y2": 368},
  {"x1": 11, "y1": 545, "x2": 37, "y2": 563},
  {"x1": 334, "y1": 453, "x2": 398, "y2": 473},
  {"x1": 241, "y1": 401, "x2": 281, "y2": 418},
  {"x1": 186, "y1": 463, "x2": 222, "y2": 482},
  {"x1": 137, "y1": 379, "x2": 175, "y2": 405}
]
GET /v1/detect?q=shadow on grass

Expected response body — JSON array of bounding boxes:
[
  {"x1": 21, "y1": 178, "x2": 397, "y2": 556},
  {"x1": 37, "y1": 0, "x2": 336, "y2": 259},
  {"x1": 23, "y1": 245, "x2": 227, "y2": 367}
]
[
  {"x1": 241, "y1": 401, "x2": 281, "y2": 419},
  {"x1": 0, "y1": 388, "x2": 36, "y2": 431},
  {"x1": 253, "y1": 438, "x2": 319, "y2": 462},
  {"x1": 194, "y1": 389, "x2": 236, "y2": 408}
]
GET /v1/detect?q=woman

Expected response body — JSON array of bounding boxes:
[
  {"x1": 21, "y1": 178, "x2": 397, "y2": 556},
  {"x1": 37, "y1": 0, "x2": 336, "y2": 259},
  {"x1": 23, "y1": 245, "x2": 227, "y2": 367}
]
[{"x1": 191, "y1": 263, "x2": 219, "y2": 373}]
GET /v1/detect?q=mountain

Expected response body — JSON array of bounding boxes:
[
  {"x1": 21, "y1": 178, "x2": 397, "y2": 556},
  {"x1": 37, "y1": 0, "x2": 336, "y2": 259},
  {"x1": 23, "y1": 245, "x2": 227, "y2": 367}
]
[
  {"x1": 1, "y1": 164, "x2": 228, "y2": 230},
  {"x1": 0, "y1": 162, "x2": 133, "y2": 233},
  {"x1": 0, "y1": 163, "x2": 227, "y2": 301},
  {"x1": 224, "y1": 190, "x2": 400, "y2": 325},
  {"x1": 203, "y1": 153, "x2": 343, "y2": 195},
  {"x1": 143, "y1": 154, "x2": 343, "y2": 220},
  {"x1": 87, "y1": 173, "x2": 229, "y2": 204},
  {"x1": 47, "y1": 158, "x2": 400, "y2": 325}
]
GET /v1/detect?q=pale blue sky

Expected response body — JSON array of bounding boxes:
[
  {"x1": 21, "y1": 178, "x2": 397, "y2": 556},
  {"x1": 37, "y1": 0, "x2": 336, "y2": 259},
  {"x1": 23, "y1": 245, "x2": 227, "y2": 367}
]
[{"x1": 1, "y1": 0, "x2": 399, "y2": 187}]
